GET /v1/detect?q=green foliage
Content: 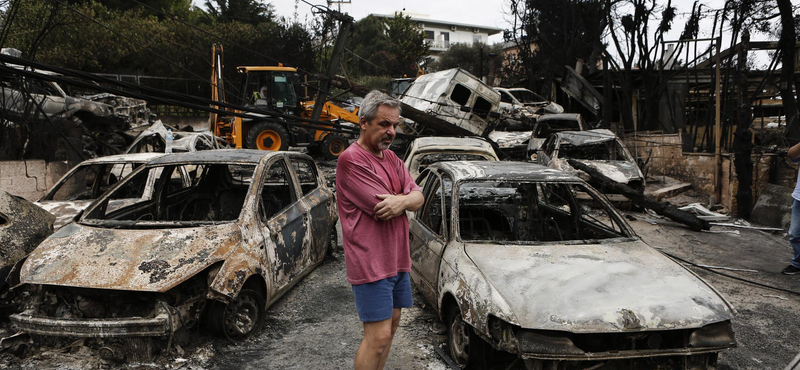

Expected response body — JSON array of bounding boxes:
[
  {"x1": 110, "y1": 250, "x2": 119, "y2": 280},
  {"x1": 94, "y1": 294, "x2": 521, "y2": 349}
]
[
  {"x1": 352, "y1": 75, "x2": 392, "y2": 91},
  {"x1": 204, "y1": 0, "x2": 274, "y2": 25},
  {"x1": 343, "y1": 12, "x2": 429, "y2": 78},
  {"x1": 430, "y1": 42, "x2": 504, "y2": 79},
  {"x1": 0, "y1": 0, "x2": 315, "y2": 101}
]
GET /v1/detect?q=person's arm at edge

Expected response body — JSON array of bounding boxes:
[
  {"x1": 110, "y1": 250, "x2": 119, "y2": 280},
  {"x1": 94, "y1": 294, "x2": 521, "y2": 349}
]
[
  {"x1": 789, "y1": 142, "x2": 800, "y2": 162},
  {"x1": 373, "y1": 190, "x2": 424, "y2": 221}
]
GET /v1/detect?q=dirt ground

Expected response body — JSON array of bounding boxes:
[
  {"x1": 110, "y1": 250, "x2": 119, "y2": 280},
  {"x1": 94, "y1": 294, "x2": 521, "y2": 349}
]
[{"x1": 1, "y1": 179, "x2": 799, "y2": 369}]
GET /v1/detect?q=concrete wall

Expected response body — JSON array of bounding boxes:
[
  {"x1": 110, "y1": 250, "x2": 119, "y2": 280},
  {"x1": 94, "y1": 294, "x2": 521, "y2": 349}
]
[
  {"x1": 624, "y1": 132, "x2": 781, "y2": 213},
  {"x1": 0, "y1": 160, "x2": 71, "y2": 201}
]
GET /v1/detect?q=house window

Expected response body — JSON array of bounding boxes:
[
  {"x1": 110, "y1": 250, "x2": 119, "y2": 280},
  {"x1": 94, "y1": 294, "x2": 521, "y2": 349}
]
[
  {"x1": 424, "y1": 30, "x2": 434, "y2": 40},
  {"x1": 473, "y1": 35, "x2": 482, "y2": 44}
]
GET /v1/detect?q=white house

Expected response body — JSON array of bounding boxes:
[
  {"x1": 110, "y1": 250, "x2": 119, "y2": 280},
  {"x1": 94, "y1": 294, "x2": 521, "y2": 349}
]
[{"x1": 370, "y1": 13, "x2": 503, "y2": 61}]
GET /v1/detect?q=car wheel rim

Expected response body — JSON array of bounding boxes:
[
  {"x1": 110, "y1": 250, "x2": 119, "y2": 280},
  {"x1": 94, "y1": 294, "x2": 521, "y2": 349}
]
[
  {"x1": 223, "y1": 291, "x2": 260, "y2": 340},
  {"x1": 449, "y1": 312, "x2": 469, "y2": 367},
  {"x1": 257, "y1": 130, "x2": 281, "y2": 151}
]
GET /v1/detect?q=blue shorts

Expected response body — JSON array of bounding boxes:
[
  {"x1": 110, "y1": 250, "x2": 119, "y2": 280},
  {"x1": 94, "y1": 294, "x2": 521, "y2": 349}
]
[{"x1": 351, "y1": 272, "x2": 413, "y2": 322}]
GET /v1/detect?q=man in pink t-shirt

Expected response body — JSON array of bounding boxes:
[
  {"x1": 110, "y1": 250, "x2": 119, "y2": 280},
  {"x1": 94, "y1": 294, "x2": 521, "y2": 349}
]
[{"x1": 336, "y1": 90, "x2": 423, "y2": 370}]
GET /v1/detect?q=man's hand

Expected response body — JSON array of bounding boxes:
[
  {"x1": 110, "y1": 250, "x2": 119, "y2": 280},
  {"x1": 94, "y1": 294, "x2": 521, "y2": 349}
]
[
  {"x1": 374, "y1": 194, "x2": 407, "y2": 221},
  {"x1": 373, "y1": 191, "x2": 424, "y2": 221}
]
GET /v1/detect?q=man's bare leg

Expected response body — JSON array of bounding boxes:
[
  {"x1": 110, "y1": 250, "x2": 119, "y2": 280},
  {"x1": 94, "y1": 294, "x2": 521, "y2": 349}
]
[
  {"x1": 376, "y1": 309, "x2": 402, "y2": 369},
  {"x1": 354, "y1": 315, "x2": 393, "y2": 370}
]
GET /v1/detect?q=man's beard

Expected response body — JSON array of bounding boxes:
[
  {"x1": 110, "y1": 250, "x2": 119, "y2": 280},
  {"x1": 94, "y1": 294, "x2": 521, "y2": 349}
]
[{"x1": 377, "y1": 135, "x2": 393, "y2": 150}]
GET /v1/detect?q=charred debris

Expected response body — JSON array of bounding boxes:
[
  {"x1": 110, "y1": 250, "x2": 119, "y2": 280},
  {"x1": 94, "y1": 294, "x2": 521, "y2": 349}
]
[{"x1": 335, "y1": 68, "x2": 706, "y2": 230}]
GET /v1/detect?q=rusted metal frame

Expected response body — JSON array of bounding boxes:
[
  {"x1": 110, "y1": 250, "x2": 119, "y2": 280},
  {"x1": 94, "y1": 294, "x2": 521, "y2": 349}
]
[{"x1": 10, "y1": 313, "x2": 170, "y2": 338}]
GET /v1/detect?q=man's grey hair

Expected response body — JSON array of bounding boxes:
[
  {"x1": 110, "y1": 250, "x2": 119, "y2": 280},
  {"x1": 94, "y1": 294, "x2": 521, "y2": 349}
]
[{"x1": 358, "y1": 90, "x2": 402, "y2": 123}]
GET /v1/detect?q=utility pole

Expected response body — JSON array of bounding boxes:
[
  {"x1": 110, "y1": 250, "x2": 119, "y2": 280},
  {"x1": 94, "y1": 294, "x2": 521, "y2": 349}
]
[
  {"x1": 310, "y1": 9, "x2": 354, "y2": 122},
  {"x1": 713, "y1": 36, "x2": 722, "y2": 203}
]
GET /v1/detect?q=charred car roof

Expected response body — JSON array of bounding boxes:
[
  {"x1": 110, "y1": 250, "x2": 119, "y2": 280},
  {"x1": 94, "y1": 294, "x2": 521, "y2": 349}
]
[
  {"x1": 555, "y1": 128, "x2": 617, "y2": 146},
  {"x1": 431, "y1": 161, "x2": 580, "y2": 183},
  {"x1": 538, "y1": 113, "x2": 582, "y2": 122},
  {"x1": 413, "y1": 136, "x2": 493, "y2": 150},
  {"x1": 145, "y1": 149, "x2": 293, "y2": 165},
  {"x1": 76, "y1": 152, "x2": 165, "y2": 164}
]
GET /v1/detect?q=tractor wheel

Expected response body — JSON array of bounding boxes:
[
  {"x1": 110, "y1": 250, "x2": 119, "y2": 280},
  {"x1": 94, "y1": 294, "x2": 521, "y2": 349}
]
[
  {"x1": 321, "y1": 134, "x2": 349, "y2": 159},
  {"x1": 246, "y1": 122, "x2": 290, "y2": 151}
]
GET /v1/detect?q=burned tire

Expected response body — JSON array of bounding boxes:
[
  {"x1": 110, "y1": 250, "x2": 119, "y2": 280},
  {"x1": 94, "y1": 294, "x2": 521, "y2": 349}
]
[
  {"x1": 207, "y1": 289, "x2": 265, "y2": 342},
  {"x1": 446, "y1": 305, "x2": 486, "y2": 369},
  {"x1": 246, "y1": 122, "x2": 289, "y2": 151},
  {"x1": 320, "y1": 134, "x2": 348, "y2": 159}
]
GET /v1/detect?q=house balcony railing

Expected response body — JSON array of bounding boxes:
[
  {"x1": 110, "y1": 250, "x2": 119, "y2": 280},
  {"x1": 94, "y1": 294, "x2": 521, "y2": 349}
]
[{"x1": 425, "y1": 40, "x2": 450, "y2": 50}]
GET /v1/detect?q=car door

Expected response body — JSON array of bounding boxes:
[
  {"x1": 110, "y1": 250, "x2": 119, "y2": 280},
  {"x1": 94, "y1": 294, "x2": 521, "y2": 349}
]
[
  {"x1": 288, "y1": 156, "x2": 333, "y2": 264},
  {"x1": 537, "y1": 135, "x2": 556, "y2": 166},
  {"x1": 257, "y1": 157, "x2": 307, "y2": 293},
  {"x1": 409, "y1": 170, "x2": 450, "y2": 305}
]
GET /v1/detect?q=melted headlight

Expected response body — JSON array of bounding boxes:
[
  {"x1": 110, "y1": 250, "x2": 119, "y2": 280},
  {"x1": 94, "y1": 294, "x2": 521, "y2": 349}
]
[
  {"x1": 689, "y1": 320, "x2": 736, "y2": 348},
  {"x1": 517, "y1": 330, "x2": 585, "y2": 355}
]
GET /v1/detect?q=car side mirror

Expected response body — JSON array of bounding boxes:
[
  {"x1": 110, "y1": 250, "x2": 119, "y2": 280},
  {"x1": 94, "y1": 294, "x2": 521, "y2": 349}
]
[{"x1": 460, "y1": 105, "x2": 472, "y2": 112}]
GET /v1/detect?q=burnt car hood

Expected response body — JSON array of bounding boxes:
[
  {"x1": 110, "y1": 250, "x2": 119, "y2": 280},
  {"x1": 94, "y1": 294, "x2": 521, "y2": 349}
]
[
  {"x1": 568, "y1": 159, "x2": 642, "y2": 184},
  {"x1": 20, "y1": 222, "x2": 242, "y2": 292},
  {"x1": 464, "y1": 240, "x2": 733, "y2": 333},
  {"x1": 35, "y1": 200, "x2": 93, "y2": 230},
  {"x1": 488, "y1": 131, "x2": 533, "y2": 149}
]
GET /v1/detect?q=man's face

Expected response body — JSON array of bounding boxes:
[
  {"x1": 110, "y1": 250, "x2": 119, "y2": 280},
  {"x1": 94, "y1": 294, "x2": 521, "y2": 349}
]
[{"x1": 360, "y1": 105, "x2": 400, "y2": 152}]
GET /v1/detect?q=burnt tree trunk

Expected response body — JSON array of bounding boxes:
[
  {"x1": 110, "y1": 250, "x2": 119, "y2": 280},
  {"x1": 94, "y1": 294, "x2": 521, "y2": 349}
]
[
  {"x1": 777, "y1": 0, "x2": 799, "y2": 143},
  {"x1": 567, "y1": 159, "x2": 710, "y2": 231}
]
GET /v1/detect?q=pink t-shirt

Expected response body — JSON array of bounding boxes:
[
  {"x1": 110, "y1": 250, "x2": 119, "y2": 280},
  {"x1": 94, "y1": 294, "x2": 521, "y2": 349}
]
[{"x1": 336, "y1": 143, "x2": 421, "y2": 285}]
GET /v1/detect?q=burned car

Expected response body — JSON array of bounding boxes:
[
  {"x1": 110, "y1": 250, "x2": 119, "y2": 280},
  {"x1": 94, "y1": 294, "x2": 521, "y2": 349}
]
[
  {"x1": 494, "y1": 87, "x2": 564, "y2": 117},
  {"x1": 536, "y1": 129, "x2": 645, "y2": 193},
  {"x1": 527, "y1": 113, "x2": 587, "y2": 155},
  {"x1": 404, "y1": 136, "x2": 498, "y2": 181},
  {"x1": 410, "y1": 161, "x2": 735, "y2": 369},
  {"x1": 35, "y1": 152, "x2": 167, "y2": 229},
  {"x1": 125, "y1": 120, "x2": 228, "y2": 154},
  {"x1": 8, "y1": 149, "x2": 337, "y2": 361},
  {"x1": 0, "y1": 191, "x2": 54, "y2": 292},
  {"x1": 0, "y1": 48, "x2": 150, "y2": 130}
]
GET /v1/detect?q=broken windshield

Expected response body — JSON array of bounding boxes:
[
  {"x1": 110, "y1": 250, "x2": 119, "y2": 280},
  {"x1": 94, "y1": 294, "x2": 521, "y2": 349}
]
[
  {"x1": 557, "y1": 139, "x2": 631, "y2": 161},
  {"x1": 457, "y1": 180, "x2": 629, "y2": 243},
  {"x1": 509, "y1": 89, "x2": 546, "y2": 104},
  {"x1": 44, "y1": 162, "x2": 143, "y2": 201},
  {"x1": 534, "y1": 120, "x2": 582, "y2": 137},
  {"x1": 81, "y1": 163, "x2": 256, "y2": 227}
]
